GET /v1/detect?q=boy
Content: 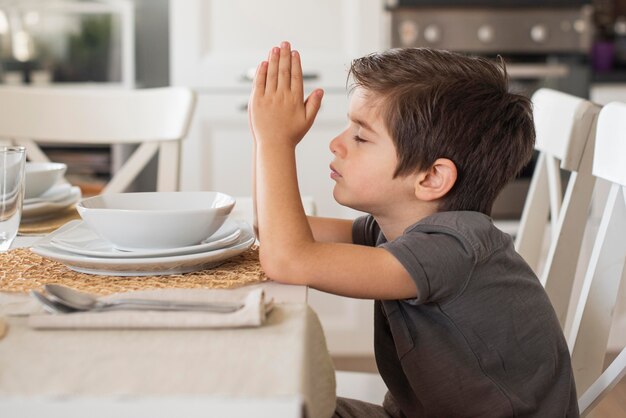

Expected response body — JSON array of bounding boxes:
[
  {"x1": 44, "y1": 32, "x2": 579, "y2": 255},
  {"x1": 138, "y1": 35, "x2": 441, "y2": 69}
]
[{"x1": 248, "y1": 43, "x2": 578, "y2": 417}]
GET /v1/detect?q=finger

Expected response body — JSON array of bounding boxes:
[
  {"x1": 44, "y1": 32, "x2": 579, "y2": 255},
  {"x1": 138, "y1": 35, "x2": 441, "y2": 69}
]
[
  {"x1": 304, "y1": 89, "x2": 324, "y2": 127},
  {"x1": 277, "y1": 41, "x2": 292, "y2": 91},
  {"x1": 252, "y1": 60, "x2": 268, "y2": 96},
  {"x1": 266, "y1": 46, "x2": 280, "y2": 92},
  {"x1": 291, "y1": 50, "x2": 304, "y2": 101}
]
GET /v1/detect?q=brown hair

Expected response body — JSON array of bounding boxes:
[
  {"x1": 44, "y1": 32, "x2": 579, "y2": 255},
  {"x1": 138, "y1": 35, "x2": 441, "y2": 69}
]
[{"x1": 348, "y1": 48, "x2": 535, "y2": 215}]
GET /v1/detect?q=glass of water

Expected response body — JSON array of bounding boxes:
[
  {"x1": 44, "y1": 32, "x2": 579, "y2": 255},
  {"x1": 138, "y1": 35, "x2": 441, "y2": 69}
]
[{"x1": 0, "y1": 146, "x2": 26, "y2": 252}]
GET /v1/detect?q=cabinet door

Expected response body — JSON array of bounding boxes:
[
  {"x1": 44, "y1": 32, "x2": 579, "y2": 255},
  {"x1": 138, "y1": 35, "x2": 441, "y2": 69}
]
[{"x1": 170, "y1": 0, "x2": 385, "y2": 89}]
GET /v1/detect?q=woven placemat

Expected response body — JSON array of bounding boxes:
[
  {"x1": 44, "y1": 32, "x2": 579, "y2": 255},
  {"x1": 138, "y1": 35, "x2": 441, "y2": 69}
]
[
  {"x1": 0, "y1": 247, "x2": 267, "y2": 295},
  {"x1": 19, "y1": 207, "x2": 81, "y2": 235}
]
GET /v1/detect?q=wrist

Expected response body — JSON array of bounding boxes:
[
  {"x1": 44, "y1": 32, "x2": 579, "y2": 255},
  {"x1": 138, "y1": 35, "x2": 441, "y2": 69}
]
[{"x1": 255, "y1": 137, "x2": 298, "y2": 152}]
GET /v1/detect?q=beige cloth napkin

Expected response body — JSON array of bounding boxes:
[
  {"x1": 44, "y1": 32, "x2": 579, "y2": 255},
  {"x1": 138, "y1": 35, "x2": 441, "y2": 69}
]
[{"x1": 27, "y1": 288, "x2": 272, "y2": 330}]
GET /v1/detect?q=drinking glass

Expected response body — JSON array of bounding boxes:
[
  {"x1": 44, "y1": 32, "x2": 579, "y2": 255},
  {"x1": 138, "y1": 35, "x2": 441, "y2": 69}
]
[{"x1": 0, "y1": 146, "x2": 26, "y2": 251}]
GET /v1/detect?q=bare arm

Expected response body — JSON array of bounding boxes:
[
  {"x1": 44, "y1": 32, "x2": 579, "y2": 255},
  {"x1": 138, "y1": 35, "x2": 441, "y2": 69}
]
[
  {"x1": 249, "y1": 42, "x2": 417, "y2": 300},
  {"x1": 307, "y1": 216, "x2": 353, "y2": 243},
  {"x1": 249, "y1": 52, "x2": 355, "y2": 245}
]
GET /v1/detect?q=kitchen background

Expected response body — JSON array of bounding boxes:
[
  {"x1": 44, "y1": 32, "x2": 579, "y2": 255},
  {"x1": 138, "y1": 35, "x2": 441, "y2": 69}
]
[{"x1": 1, "y1": 0, "x2": 625, "y2": 366}]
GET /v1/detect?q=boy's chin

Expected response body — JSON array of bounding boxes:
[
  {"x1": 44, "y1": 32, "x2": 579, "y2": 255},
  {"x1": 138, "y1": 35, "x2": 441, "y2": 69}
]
[{"x1": 333, "y1": 191, "x2": 366, "y2": 213}]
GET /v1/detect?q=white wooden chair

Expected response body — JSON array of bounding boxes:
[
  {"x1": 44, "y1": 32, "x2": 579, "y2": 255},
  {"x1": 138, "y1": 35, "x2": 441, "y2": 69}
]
[
  {"x1": 563, "y1": 101, "x2": 626, "y2": 415},
  {"x1": 0, "y1": 87, "x2": 196, "y2": 193},
  {"x1": 515, "y1": 88, "x2": 600, "y2": 328}
]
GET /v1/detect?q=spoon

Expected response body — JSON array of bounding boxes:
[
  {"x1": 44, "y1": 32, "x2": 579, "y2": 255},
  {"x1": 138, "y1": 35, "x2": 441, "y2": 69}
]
[
  {"x1": 30, "y1": 290, "x2": 78, "y2": 314},
  {"x1": 44, "y1": 284, "x2": 244, "y2": 313}
]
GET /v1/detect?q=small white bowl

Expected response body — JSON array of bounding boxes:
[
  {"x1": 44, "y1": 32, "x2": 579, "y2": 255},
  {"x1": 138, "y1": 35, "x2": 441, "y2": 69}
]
[
  {"x1": 76, "y1": 192, "x2": 236, "y2": 250},
  {"x1": 25, "y1": 162, "x2": 67, "y2": 199}
]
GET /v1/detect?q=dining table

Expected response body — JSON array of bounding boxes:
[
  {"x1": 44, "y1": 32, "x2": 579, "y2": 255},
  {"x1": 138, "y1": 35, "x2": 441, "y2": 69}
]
[{"x1": 0, "y1": 234, "x2": 337, "y2": 418}]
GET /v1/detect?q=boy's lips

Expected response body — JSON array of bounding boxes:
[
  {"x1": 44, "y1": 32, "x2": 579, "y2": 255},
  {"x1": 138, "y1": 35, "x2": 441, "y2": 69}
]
[{"x1": 330, "y1": 164, "x2": 342, "y2": 179}]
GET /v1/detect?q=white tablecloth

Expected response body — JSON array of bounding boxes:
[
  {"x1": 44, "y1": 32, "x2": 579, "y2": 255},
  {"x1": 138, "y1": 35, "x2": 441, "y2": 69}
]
[
  {"x1": 0, "y1": 237, "x2": 336, "y2": 418},
  {"x1": 0, "y1": 298, "x2": 336, "y2": 418}
]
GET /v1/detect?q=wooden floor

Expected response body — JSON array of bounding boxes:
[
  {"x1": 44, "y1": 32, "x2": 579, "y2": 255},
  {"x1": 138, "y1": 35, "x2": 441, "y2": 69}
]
[
  {"x1": 333, "y1": 354, "x2": 626, "y2": 417},
  {"x1": 589, "y1": 352, "x2": 626, "y2": 417},
  {"x1": 593, "y1": 377, "x2": 626, "y2": 417}
]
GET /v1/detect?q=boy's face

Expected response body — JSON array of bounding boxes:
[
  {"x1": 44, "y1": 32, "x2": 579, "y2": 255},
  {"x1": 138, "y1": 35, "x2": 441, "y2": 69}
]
[{"x1": 329, "y1": 88, "x2": 419, "y2": 215}]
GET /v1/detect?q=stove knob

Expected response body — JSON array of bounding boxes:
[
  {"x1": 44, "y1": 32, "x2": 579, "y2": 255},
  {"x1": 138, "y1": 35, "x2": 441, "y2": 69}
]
[
  {"x1": 477, "y1": 25, "x2": 495, "y2": 43},
  {"x1": 573, "y1": 19, "x2": 587, "y2": 34},
  {"x1": 530, "y1": 24, "x2": 549, "y2": 43},
  {"x1": 424, "y1": 24, "x2": 442, "y2": 44},
  {"x1": 399, "y1": 20, "x2": 419, "y2": 46}
]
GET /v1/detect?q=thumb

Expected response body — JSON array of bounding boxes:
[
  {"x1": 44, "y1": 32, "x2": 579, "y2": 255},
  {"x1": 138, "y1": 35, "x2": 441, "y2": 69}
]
[{"x1": 304, "y1": 89, "x2": 324, "y2": 126}]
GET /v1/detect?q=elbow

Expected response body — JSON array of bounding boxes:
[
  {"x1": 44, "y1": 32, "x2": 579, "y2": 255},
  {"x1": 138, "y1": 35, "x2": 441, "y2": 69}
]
[{"x1": 259, "y1": 246, "x2": 306, "y2": 285}]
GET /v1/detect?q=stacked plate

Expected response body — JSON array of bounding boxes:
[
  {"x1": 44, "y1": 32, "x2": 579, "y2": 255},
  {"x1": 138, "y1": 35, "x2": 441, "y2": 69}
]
[
  {"x1": 23, "y1": 183, "x2": 82, "y2": 220},
  {"x1": 23, "y1": 162, "x2": 81, "y2": 221},
  {"x1": 31, "y1": 192, "x2": 255, "y2": 276}
]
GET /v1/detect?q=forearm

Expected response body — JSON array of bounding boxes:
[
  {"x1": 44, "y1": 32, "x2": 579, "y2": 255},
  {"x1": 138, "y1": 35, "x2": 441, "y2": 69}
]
[
  {"x1": 252, "y1": 140, "x2": 259, "y2": 238},
  {"x1": 256, "y1": 142, "x2": 314, "y2": 263},
  {"x1": 249, "y1": 41, "x2": 325, "y2": 282}
]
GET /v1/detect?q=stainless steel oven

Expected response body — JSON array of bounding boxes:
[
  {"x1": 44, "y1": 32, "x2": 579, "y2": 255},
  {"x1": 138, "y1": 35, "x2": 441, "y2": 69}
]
[{"x1": 386, "y1": 1, "x2": 594, "y2": 219}]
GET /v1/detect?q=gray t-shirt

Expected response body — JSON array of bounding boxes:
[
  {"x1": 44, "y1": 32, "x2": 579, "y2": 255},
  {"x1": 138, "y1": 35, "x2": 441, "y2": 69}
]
[{"x1": 353, "y1": 211, "x2": 578, "y2": 418}]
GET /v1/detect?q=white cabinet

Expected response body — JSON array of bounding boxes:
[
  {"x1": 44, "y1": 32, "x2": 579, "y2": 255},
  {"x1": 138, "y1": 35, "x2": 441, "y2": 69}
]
[
  {"x1": 170, "y1": 0, "x2": 386, "y2": 219},
  {"x1": 170, "y1": 0, "x2": 386, "y2": 357},
  {"x1": 170, "y1": 0, "x2": 386, "y2": 90}
]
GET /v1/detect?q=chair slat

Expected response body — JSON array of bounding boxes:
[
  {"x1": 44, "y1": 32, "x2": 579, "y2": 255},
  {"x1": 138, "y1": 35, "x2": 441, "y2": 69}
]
[
  {"x1": 515, "y1": 89, "x2": 599, "y2": 330},
  {"x1": 546, "y1": 154, "x2": 563, "y2": 234},
  {"x1": 541, "y1": 123, "x2": 598, "y2": 327},
  {"x1": 579, "y1": 346, "x2": 626, "y2": 417},
  {"x1": 569, "y1": 184, "x2": 626, "y2": 394},
  {"x1": 516, "y1": 153, "x2": 551, "y2": 274},
  {"x1": 0, "y1": 87, "x2": 196, "y2": 194}
]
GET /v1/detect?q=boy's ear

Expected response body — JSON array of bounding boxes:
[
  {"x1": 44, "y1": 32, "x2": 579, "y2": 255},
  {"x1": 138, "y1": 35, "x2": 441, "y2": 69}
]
[{"x1": 414, "y1": 158, "x2": 457, "y2": 202}]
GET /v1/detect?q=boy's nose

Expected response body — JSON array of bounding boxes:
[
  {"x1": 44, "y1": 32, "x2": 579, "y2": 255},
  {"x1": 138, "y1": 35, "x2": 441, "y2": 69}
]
[{"x1": 329, "y1": 133, "x2": 345, "y2": 157}]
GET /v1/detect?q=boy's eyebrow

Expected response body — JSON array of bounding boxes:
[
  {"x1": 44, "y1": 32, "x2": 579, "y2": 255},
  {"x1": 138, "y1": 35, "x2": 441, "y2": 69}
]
[{"x1": 347, "y1": 114, "x2": 377, "y2": 133}]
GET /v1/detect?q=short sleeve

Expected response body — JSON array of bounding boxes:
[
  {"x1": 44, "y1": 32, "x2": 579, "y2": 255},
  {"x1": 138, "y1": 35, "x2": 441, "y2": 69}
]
[
  {"x1": 352, "y1": 215, "x2": 380, "y2": 246},
  {"x1": 381, "y1": 229, "x2": 477, "y2": 305}
]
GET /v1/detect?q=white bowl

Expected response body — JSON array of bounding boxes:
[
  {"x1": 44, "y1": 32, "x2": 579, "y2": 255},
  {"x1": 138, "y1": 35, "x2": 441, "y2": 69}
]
[
  {"x1": 25, "y1": 162, "x2": 67, "y2": 199},
  {"x1": 76, "y1": 192, "x2": 236, "y2": 250}
]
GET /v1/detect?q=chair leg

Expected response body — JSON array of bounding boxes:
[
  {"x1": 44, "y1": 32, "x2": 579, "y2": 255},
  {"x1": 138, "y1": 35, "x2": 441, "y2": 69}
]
[
  {"x1": 569, "y1": 185, "x2": 626, "y2": 393},
  {"x1": 578, "y1": 347, "x2": 626, "y2": 417},
  {"x1": 104, "y1": 142, "x2": 158, "y2": 194},
  {"x1": 157, "y1": 141, "x2": 181, "y2": 192}
]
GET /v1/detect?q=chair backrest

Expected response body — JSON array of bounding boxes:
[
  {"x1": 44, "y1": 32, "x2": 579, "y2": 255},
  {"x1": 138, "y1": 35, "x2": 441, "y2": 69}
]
[
  {"x1": 515, "y1": 88, "x2": 600, "y2": 328},
  {"x1": 0, "y1": 87, "x2": 196, "y2": 193},
  {"x1": 566, "y1": 102, "x2": 626, "y2": 414}
]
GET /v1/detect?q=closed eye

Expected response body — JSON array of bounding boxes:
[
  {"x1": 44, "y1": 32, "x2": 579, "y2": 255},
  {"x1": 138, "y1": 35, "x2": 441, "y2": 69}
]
[{"x1": 353, "y1": 135, "x2": 367, "y2": 144}]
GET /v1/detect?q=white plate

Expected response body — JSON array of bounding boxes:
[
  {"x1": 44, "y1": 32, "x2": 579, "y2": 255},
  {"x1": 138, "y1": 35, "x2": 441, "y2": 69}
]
[
  {"x1": 22, "y1": 186, "x2": 81, "y2": 219},
  {"x1": 24, "y1": 183, "x2": 73, "y2": 205},
  {"x1": 50, "y1": 219, "x2": 241, "y2": 258},
  {"x1": 31, "y1": 220, "x2": 256, "y2": 276}
]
